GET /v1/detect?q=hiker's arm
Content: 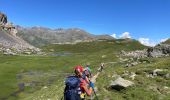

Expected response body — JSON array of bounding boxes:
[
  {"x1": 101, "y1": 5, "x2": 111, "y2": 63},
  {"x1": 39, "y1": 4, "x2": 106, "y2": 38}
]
[
  {"x1": 85, "y1": 77, "x2": 90, "y2": 84},
  {"x1": 82, "y1": 86, "x2": 93, "y2": 96}
]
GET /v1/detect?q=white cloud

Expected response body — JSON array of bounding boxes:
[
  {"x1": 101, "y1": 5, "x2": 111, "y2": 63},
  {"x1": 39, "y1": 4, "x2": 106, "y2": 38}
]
[
  {"x1": 110, "y1": 33, "x2": 117, "y2": 38},
  {"x1": 138, "y1": 38, "x2": 156, "y2": 47},
  {"x1": 160, "y1": 38, "x2": 168, "y2": 43},
  {"x1": 119, "y1": 32, "x2": 131, "y2": 39}
]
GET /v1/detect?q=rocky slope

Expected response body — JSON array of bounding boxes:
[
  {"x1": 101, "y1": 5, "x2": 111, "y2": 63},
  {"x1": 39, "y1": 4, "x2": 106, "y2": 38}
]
[
  {"x1": 16, "y1": 26, "x2": 114, "y2": 47},
  {"x1": 147, "y1": 44, "x2": 170, "y2": 57},
  {"x1": 120, "y1": 38, "x2": 170, "y2": 58},
  {"x1": 0, "y1": 12, "x2": 40, "y2": 55}
]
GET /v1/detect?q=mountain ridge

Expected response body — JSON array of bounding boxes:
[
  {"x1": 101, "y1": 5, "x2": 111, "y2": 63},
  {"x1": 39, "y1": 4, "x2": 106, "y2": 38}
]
[{"x1": 16, "y1": 26, "x2": 114, "y2": 47}]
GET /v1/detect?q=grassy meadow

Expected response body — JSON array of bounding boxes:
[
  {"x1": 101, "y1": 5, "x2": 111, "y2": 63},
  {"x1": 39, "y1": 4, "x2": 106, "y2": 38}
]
[{"x1": 0, "y1": 39, "x2": 170, "y2": 100}]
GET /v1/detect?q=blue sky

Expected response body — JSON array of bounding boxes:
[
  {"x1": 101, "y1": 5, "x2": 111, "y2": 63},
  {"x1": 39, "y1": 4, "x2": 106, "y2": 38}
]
[{"x1": 0, "y1": 0, "x2": 170, "y2": 46}]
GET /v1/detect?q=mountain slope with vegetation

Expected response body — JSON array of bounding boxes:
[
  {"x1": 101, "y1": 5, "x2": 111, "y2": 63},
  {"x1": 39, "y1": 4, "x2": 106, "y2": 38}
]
[
  {"x1": 162, "y1": 39, "x2": 170, "y2": 44},
  {"x1": 16, "y1": 26, "x2": 114, "y2": 47}
]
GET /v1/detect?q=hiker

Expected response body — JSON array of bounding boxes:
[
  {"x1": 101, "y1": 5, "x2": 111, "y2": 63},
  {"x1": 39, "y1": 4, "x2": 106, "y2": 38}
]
[
  {"x1": 99, "y1": 63, "x2": 104, "y2": 72},
  {"x1": 82, "y1": 67, "x2": 91, "y2": 85},
  {"x1": 84, "y1": 65, "x2": 92, "y2": 77},
  {"x1": 64, "y1": 66, "x2": 94, "y2": 100}
]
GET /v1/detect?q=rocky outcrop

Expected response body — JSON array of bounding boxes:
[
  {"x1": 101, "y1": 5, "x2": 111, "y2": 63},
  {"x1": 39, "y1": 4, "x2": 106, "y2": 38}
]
[
  {"x1": 147, "y1": 44, "x2": 170, "y2": 57},
  {"x1": 120, "y1": 50, "x2": 147, "y2": 58},
  {"x1": 145, "y1": 69, "x2": 169, "y2": 79},
  {"x1": 0, "y1": 12, "x2": 41, "y2": 54},
  {"x1": 0, "y1": 12, "x2": 7, "y2": 25},
  {"x1": 120, "y1": 43, "x2": 170, "y2": 58},
  {"x1": 0, "y1": 12, "x2": 17, "y2": 36}
]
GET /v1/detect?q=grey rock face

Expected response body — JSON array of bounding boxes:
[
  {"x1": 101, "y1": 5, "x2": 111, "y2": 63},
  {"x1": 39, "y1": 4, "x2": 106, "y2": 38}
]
[
  {"x1": 121, "y1": 43, "x2": 170, "y2": 58},
  {"x1": 147, "y1": 44, "x2": 170, "y2": 57}
]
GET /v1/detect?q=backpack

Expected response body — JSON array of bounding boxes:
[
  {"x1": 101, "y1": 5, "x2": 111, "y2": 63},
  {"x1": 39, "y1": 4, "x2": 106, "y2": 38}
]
[{"x1": 64, "y1": 76, "x2": 82, "y2": 100}]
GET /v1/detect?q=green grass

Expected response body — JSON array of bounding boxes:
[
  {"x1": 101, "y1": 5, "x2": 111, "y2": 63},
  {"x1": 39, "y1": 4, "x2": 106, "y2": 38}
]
[
  {"x1": 1, "y1": 39, "x2": 170, "y2": 100},
  {"x1": 95, "y1": 56, "x2": 170, "y2": 100}
]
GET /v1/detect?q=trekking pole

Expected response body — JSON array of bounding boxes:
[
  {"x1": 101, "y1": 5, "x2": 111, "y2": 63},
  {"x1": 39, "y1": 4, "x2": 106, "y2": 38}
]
[
  {"x1": 61, "y1": 96, "x2": 63, "y2": 100},
  {"x1": 88, "y1": 78, "x2": 99, "y2": 100},
  {"x1": 87, "y1": 71, "x2": 99, "y2": 100}
]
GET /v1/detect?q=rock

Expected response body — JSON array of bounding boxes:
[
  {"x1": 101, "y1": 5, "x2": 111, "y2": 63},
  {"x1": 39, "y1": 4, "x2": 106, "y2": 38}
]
[
  {"x1": 120, "y1": 50, "x2": 126, "y2": 55},
  {"x1": 162, "y1": 86, "x2": 170, "y2": 94},
  {"x1": 122, "y1": 71, "x2": 129, "y2": 77},
  {"x1": 101, "y1": 55, "x2": 107, "y2": 58},
  {"x1": 146, "y1": 74, "x2": 154, "y2": 78},
  {"x1": 43, "y1": 86, "x2": 48, "y2": 89},
  {"x1": 23, "y1": 51, "x2": 32, "y2": 55},
  {"x1": 129, "y1": 72, "x2": 136, "y2": 80},
  {"x1": 126, "y1": 62, "x2": 138, "y2": 67},
  {"x1": 153, "y1": 69, "x2": 163, "y2": 76},
  {"x1": 165, "y1": 73, "x2": 170, "y2": 79},
  {"x1": 164, "y1": 86, "x2": 169, "y2": 89},
  {"x1": 110, "y1": 77, "x2": 134, "y2": 91},
  {"x1": 0, "y1": 12, "x2": 7, "y2": 25},
  {"x1": 121, "y1": 49, "x2": 147, "y2": 58},
  {"x1": 10, "y1": 28, "x2": 18, "y2": 36},
  {"x1": 131, "y1": 62, "x2": 138, "y2": 66},
  {"x1": 3, "y1": 48, "x2": 17, "y2": 55}
]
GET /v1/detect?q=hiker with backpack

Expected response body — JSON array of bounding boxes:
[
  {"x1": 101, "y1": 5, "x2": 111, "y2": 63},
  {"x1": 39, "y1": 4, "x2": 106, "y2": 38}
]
[{"x1": 64, "y1": 66, "x2": 94, "y2": 100}]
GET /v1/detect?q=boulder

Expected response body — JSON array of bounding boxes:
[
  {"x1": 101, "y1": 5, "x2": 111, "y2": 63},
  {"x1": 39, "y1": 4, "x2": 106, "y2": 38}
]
[
  {"x1": 110, "y1": 77, "x2": 134, "y2": 91},
  {"x1": 165, "y1": 73, "x2": 170, "y2": 79},
  {"x1": 153, "y1": 69, "x2": 163, "y2": 76},
  {"x1": 129, "y1": 72, "x2": 136, "y2": 80},
  {"x1": 23, "y1": 51, "x2": 32, "y2": 55}
]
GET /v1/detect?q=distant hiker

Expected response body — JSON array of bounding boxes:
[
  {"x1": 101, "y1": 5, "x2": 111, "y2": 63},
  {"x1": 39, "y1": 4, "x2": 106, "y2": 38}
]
[
  {"x1": 84, "y1": 64, "x2": 92, "y2": 78},
  {"x1": 82, "y1": 66, "x2": 92, "y2": 85},
  {"x1": 64, "y1": 66, "x2": 94, "y2": 100},
  {"x1": 99, "y1": 63, "x2": 104, "y2": 72}
]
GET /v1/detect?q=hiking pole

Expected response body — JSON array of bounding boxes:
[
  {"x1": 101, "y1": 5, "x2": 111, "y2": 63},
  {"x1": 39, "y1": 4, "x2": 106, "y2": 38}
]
[
  {"x1": 88, "y1": 78, "x2": 99, "y2": 100},
  {"x1": 87, "y1": 71, "x2": 99, "y2": 100},
  {"x1": 61, "y1": 96, "x2": 63, "y2": 100}
]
